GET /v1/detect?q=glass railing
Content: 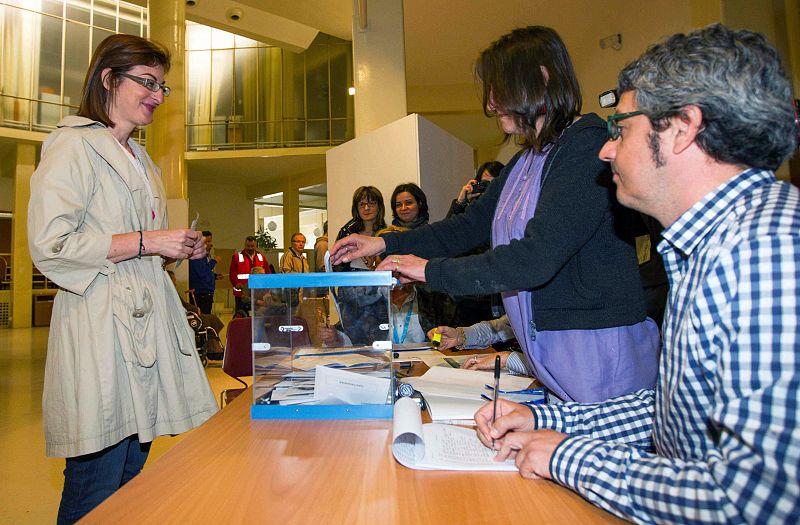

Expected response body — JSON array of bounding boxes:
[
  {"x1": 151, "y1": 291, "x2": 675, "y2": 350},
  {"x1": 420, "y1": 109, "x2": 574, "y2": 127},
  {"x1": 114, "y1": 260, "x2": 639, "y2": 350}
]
[
  {"x1": 0, "y1": 94, "x2": 146, "y2": 143},
  {"x1": 186, "y1": 117, "x2": 354, "y2": 150},
  {"x1": 0, "y1": 94, "x2": 76, "y2": 134}
]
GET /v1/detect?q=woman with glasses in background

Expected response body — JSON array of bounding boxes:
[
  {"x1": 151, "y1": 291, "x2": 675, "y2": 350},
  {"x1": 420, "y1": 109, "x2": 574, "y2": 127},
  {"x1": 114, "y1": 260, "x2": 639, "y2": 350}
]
[
  {"x1": 27, "y1": 34, "x2": 217, "y2": 523},
  {"x1": 332, "y1": 26, "x2": 660, "y2": 404},
  {"x1": 333, "y1": 186, "x2": 387, "y2": 272}
]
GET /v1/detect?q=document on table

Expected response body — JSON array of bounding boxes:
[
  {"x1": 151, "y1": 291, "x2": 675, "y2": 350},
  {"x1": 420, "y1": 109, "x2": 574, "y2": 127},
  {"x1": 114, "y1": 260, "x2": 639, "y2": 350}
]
[
  {"x1": 404, "y1": 366, "x2": 534, "y2": 421},
  {"x1": 406, "y1": 365, "x2": 533, "y2": 398},
  {"x1": 391, "y1": 397, "x2": 517, "y2": 471},
  {"x1": 420, "y1": 394, "x2": 486, "y2": 421},
  {"x1": 391, "y1": 349, "x2": 470, "y2": 368}
]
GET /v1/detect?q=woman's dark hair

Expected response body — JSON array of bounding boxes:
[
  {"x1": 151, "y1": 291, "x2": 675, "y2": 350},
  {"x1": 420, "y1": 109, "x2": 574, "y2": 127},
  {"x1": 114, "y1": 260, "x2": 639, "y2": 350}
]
[
  {"x1": 476, "y1": 26, "x2": 582, "y2": 152},
  {"x1": 349, "y1": 186, "x2": 387, "y2": 233},
  {"x1": 390, "y1": 183, "x2": 429, "y2": 224},
  {"x1": 475, "y1": 161, "x2": 505, "y2": 181},
  {"x1": 77, "y1": 34, "x2": 171, "y2": 128}
]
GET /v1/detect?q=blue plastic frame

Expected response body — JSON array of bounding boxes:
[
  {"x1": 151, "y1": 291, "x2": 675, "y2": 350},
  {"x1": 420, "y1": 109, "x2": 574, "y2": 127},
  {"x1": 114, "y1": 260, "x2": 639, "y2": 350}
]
[
  {"x1": 249, "y1": 271, "x2": 395, "y2": 289},
  {"x1": 251, "y1": 403, "x2": 393, "y2": 420}
]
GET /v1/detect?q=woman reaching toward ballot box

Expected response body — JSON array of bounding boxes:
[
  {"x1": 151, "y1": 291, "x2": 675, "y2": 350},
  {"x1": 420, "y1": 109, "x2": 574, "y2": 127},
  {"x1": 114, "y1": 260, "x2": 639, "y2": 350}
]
[{"x1": 331, "y1": 26, "x2": 660, "y2": 404}]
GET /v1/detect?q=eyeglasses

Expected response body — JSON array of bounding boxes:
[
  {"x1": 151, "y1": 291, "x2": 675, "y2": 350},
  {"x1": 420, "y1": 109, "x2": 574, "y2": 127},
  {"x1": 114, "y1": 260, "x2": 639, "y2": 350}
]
[
  {"x1": 358, "y1": 201, "x2": 377, "y2": 210},
  {"x1": 119, "y1": 72, "x2": 171, "y2": 97},
  {"x1": 607, "y1": 111, "x2": 644, "y2": 140}
]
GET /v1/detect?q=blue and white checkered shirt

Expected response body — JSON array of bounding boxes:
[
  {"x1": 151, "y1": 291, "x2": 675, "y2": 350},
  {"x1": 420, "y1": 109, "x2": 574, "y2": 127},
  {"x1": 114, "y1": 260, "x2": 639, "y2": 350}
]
[{"x1": 531, "y1": 169, "x2": 800, "y2": 524}]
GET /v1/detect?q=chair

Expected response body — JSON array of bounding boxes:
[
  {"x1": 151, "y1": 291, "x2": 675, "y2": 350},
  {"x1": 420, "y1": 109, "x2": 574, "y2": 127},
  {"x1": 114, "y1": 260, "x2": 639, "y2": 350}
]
[{"x1": 220, "y1": 317, "x2": 252, "y2": 407}]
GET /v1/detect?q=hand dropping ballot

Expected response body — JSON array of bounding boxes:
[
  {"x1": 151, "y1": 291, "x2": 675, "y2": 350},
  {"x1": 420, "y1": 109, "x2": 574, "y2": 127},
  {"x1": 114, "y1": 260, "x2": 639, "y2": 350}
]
[{"x1": 391, "y1": 397, "x2": 517, "y2": 471}]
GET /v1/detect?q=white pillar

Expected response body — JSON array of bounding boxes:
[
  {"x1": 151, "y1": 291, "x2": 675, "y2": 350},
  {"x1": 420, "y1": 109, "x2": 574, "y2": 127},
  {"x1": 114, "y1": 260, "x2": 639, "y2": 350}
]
[{"x1": 351, "y1": 0, "x2": 407, "y2": 136}]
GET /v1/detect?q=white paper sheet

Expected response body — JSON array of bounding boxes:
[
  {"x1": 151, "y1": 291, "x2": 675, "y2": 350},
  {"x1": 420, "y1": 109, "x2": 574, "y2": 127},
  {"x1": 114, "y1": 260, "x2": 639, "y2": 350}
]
[
  {"x1": 314, "y1": 365, "x2": 391, "y2": 404},
  {"x1": 391, "y1": 397, "x2": 517, "y2": 471},
  {"x1": 405, "y1": 366, "x2": 533, "y2": 400},
  {"x1": 422, "y1": 394, "x2": 487, "y2": 421},
  {"x1": 175, "y1": 212, "x2": 199, "y2": 269}
]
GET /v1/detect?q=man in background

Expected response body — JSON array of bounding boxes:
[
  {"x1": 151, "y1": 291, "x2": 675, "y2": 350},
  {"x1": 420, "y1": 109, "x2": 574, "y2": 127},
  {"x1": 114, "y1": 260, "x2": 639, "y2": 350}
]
[
  {"x1": 230, "y1": 235, "x2": 269, "y2": 314},
  {"x1": 280, "y1": 232, "x2": 310, "y2": 274},
  {"x1": 478, "y1": 24, "x2": 800, "y2": 524},
  {"x1": 188, "y1": 230, "x2": 220, "y2": 314}
]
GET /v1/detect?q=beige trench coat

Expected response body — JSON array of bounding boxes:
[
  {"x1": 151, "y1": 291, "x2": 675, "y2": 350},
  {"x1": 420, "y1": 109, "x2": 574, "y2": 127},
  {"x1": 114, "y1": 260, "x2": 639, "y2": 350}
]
[{"x1": 28, "y1": 116, "x2": 218, "y2": 458}]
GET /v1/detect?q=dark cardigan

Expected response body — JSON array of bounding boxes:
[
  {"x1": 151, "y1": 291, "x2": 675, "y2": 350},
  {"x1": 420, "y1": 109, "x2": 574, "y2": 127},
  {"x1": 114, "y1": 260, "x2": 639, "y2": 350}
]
[{"x1": 382, "y1": 113, "x2": 646, "y2": 331}]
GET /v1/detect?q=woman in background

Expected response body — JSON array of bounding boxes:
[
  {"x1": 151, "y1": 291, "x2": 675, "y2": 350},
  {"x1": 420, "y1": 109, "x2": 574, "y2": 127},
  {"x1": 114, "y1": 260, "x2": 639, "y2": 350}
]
[
  {"x1": 27, "y1": 35, "x2": 217, "y2": 523},
  {"x1": 390, "y1": 183, "x2": 453, "y2": 333},
  {"x1": 334, "y1": 186, "x2": 387, "y2": 272},
  {"x1": 391, "y1": 182, "x2": 429, "y2": 229}
]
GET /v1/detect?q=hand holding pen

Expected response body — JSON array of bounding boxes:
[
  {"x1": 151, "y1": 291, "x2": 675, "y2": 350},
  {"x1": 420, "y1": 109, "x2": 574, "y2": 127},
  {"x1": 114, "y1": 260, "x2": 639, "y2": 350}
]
[{"x1": 475, "y1": 397, "x2": 537, "y2": 450}]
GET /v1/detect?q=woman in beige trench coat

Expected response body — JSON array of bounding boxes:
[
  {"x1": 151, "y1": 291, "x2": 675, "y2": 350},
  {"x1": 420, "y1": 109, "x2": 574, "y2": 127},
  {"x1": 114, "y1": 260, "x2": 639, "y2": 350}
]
[{"x1": 27, "y1": 35, "x2": 217, "y2": 524}]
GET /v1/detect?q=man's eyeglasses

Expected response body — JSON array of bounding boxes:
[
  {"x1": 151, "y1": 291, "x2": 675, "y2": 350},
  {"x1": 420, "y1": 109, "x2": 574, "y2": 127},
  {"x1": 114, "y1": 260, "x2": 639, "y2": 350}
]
[
  {"x1": 120, "y1": 72, "x2": 171, "y2": 97},
  {"x1": 358, "y1": 201, "x2": 377, "y2": 210},
  {"x1": 607, "y1": 111, "x2": 644, "y2": 140}
]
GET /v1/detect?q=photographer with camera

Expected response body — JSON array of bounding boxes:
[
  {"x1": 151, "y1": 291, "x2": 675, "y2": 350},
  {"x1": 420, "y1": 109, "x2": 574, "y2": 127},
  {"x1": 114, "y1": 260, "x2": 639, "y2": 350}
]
[{"x1": 447, "y1": 161, "x2": 504, "y2": 218}]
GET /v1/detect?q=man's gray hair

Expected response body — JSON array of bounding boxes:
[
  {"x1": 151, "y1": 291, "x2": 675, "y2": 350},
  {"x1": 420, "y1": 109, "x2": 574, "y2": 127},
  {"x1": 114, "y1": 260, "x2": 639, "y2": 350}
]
[{"x1": 618, "y1": 24, "x2": 797, "y2": 171}]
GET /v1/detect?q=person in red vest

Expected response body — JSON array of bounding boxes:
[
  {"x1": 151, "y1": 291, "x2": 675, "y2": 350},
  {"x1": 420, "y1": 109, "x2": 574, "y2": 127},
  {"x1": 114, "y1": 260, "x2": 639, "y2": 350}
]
[{"x1": 229, "y1": 235, "x2": 270, "y2": 314}]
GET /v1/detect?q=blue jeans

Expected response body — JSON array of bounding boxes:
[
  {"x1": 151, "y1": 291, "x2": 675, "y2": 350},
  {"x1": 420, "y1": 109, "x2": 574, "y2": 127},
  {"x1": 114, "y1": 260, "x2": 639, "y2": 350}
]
[{"x1": 57, "y1": 435, "x2": 151, "y2": 524}]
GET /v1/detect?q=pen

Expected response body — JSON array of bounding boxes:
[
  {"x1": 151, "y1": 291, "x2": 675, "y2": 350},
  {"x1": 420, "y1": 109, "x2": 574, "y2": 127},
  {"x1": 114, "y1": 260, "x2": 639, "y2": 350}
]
[
  {"x1": 491, "y1": 354, "x2": 501, "y2": 448},
  {"x1": 484, "y1": 385, "x2": 545, "y2": 395}
]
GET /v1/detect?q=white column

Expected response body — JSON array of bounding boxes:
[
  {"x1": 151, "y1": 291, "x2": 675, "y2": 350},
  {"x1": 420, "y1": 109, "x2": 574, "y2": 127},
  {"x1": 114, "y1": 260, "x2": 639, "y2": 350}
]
[{"x1": 351, "y1": 0, "x2": 408, "y2": 136}]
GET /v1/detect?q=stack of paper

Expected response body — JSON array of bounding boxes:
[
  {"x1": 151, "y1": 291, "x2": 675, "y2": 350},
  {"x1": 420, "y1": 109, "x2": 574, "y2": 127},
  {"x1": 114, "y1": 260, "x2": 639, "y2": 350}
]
[
  {"x1": 403, "y1": 366, "x2": 534, "y2": 421},
  {"x1": 266, "y1": 366, "x2": 391, "y2": 406}
]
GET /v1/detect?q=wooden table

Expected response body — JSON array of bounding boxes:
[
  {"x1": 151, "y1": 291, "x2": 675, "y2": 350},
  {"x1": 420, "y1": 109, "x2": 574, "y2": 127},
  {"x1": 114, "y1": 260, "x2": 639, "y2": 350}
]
[{"x1": 83, "y1": 391, "x2": 627, "y2": 524}]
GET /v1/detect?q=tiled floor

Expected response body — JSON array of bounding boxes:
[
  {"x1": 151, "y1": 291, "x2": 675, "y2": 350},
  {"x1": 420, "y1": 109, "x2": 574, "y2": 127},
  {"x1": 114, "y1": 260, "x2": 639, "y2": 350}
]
[{"x1": 0, "y1": 322, "x2": 247, "y2": 524}]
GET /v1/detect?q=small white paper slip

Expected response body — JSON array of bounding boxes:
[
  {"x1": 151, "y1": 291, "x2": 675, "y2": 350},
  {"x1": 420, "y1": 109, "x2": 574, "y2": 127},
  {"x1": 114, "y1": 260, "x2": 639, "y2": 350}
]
[
  {"x1": 175, "y1": 212, "x2": 200, "y2": 269},
  {"x1": 313, "y1": 365, "x2": 391, "y2": 405},
  {"x1": 391, "y1": 397, "x2": 517, "y2": 472},
  {"x1": 324, "y1": 250, "x2": 332, "y2": 273}
]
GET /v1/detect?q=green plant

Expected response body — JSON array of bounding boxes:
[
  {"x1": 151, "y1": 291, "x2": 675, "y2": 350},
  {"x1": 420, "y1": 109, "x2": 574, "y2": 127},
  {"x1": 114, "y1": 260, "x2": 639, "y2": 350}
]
[{"x1": 254, "y1": 225, "x2": 277, "y2": 251}]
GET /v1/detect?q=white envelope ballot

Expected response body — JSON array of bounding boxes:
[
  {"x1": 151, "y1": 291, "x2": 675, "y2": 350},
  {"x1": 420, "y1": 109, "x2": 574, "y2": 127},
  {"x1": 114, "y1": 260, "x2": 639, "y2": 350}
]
[{"x1": 314, "y1": 365, "x2": 391, "y2": 404}]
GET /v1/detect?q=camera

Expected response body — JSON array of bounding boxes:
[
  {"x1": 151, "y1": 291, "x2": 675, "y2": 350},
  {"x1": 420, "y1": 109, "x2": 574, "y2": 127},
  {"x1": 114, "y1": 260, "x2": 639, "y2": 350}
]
[{"x1": 472, "y1": 180, "x2": 490, "y2": 195}]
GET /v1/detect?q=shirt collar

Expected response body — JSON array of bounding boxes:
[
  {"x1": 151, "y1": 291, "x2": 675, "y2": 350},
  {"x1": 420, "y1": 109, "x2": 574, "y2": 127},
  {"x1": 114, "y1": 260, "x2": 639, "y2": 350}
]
[{"x1": 659, "y1": 168, "x2": 774, "y2": 258}]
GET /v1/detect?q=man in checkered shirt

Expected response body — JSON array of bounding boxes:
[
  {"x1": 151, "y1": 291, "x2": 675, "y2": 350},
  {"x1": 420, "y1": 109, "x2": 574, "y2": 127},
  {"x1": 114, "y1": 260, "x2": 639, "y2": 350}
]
[{"x1": 475, "y1": 24, "x2": 800, "y2": 524}]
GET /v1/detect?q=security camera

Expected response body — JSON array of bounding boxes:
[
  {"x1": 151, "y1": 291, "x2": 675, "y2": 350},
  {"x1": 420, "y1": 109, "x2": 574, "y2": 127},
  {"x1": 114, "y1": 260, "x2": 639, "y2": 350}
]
[{"x1": 226, "y1": 7, "x2": 243, "y2": 21}]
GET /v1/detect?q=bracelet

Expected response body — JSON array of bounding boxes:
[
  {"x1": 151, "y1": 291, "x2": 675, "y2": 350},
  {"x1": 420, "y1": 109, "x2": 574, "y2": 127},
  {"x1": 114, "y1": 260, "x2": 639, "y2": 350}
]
[
  {"x1": 137, "y1": 230, "x2": 144, "y2": 259},
  {"x1": 455, "y1": 326, "x2": 466, "y2": 350}
]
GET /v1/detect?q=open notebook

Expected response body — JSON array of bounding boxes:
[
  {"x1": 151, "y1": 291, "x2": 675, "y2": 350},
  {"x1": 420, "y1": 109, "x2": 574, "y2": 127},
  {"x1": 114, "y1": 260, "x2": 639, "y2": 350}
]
[{"x1": 391, "y1": 397, "x2": 517, "y2": 471}]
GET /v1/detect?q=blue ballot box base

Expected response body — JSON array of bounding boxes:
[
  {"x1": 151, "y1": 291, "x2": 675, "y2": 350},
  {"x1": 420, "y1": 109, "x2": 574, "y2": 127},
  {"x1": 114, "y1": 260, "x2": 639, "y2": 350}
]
[{"x1": 251, "y1": 404, "x2": 393, "y2": 420}]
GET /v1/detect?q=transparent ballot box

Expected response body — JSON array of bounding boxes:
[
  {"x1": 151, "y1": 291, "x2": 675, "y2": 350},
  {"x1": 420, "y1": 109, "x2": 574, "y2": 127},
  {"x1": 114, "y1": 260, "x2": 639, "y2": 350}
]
[{"x1": 248, "y1": 272, "x2": 395, "y2": 419}]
